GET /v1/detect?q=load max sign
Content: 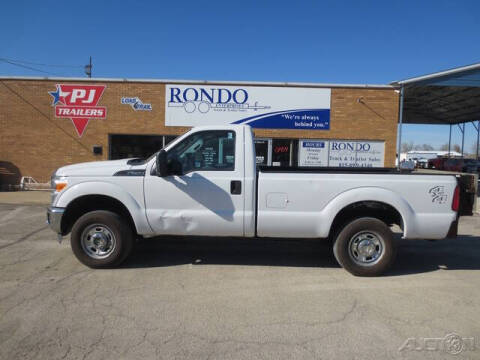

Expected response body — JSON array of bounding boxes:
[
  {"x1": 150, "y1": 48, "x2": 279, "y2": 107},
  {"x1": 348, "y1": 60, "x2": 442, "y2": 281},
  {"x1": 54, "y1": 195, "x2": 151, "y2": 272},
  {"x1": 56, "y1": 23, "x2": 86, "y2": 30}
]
[{"x1": 121, "y1": 97, "x2": 152, "y2": 111}]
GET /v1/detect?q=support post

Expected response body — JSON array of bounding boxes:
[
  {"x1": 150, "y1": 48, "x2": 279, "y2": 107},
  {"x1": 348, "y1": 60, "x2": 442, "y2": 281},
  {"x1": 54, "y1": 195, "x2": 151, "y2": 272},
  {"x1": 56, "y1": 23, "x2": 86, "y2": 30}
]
[
  {"x1": 396, "y1": 86, "x2": 404, "y2": 168},
  {"x1": 461, "y1": 123, "x2": 465, "y2": 157},
  {"x1": 448, "y1": 124, "x2": 452, "y2": 158},
  {"x1": 472, "y1": 120, "x2": 480, "y2": 160}
]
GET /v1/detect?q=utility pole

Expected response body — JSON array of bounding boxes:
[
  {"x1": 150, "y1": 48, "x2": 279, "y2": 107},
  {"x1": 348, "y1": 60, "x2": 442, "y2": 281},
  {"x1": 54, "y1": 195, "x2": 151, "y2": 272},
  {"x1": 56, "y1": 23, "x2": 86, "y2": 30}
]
[{"x1": 85, "y1": 56, "x2": 92, "y2": 78}]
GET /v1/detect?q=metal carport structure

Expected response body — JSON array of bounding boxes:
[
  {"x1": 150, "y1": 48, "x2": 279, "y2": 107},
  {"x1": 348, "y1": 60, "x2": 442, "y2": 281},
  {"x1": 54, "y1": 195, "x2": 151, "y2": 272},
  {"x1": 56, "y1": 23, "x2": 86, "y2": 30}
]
[{"x1": 390, "y1": 63, "x2": 480, "y2": 165}]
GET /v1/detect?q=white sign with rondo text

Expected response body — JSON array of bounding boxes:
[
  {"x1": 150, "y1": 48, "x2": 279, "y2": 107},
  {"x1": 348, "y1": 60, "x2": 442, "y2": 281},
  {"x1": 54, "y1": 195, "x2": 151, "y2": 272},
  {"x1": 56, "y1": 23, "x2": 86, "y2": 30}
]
[
  {"x1": 328, "y1": 140, "x2": 384, "y2": 167},
  {"x1": 299, "y1": 139, "x2": 385, "y2": 167},
  {"x1": 165, "y1": 84, "x2": 331, "y2": 130}
]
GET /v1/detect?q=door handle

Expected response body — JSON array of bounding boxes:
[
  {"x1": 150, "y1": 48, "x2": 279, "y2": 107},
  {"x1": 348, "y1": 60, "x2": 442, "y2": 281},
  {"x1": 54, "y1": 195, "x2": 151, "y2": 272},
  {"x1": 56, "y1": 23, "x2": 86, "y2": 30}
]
[{"x1": 230, "y1": 180, "x2": 242, "y2": 195}]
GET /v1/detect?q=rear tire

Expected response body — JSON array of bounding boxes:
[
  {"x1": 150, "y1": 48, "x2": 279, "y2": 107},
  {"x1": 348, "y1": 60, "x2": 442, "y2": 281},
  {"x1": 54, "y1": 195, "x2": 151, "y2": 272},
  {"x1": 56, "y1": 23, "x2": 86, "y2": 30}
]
[
  {"x1": 71, "y1": 210, "x2": 134, "y2": 268},
  {"x1": 333, "y1": 217, "x2": 396, "y2": 276}
]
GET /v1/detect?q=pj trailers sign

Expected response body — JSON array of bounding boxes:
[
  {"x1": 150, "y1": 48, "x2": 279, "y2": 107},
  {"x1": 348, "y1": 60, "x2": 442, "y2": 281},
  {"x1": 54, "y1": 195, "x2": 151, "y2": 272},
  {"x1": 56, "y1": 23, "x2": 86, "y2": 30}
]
[
  {"x1": 49, "y1": 84, "x2": 107, "y2": 137},
  {"x1": 165, "y1": 85, "x2": 331, "y2": 130}
]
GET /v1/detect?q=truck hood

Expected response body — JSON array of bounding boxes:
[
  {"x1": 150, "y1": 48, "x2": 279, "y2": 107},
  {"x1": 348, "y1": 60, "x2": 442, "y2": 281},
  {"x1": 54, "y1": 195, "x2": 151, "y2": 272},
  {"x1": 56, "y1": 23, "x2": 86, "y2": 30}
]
[{"x1": 55, "y1": 159, "x2": 144, "y2": 177}]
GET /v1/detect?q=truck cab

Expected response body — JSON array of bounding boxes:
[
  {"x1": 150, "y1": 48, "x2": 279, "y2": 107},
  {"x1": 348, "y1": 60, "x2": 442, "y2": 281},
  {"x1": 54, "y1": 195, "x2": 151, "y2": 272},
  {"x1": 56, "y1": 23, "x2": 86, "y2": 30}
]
[{"x1": 144, "y1": 126, "x2": 256, "y2": 237}]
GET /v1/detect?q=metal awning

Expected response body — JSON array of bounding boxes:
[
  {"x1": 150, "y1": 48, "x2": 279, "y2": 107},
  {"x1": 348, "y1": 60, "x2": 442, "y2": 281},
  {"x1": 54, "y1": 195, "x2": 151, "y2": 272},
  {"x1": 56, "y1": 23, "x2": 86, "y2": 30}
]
[
  {"x1": 391, "y1": 63, "x2": 480, "y2": 163},
  {"x1": 390, "y1": 63, "x2": 480, "y2": 125}
]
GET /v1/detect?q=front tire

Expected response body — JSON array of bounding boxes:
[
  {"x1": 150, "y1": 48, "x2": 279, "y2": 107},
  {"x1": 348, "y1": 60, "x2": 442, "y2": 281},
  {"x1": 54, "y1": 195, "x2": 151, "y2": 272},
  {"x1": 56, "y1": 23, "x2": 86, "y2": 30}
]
[
  {"x1": 333, "y1": 217, "x2": 396, "y2": 276},
  {"x1": 71, "y1": 210, "x2": 134, "y2": 268}
]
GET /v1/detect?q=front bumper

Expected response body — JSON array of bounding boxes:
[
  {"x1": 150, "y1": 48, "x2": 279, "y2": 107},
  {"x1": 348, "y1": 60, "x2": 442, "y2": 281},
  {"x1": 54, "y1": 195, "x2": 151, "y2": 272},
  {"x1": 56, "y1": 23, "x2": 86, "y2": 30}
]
[{"x1": 46, "y1": 206, "x2": 65, "y2": 234}]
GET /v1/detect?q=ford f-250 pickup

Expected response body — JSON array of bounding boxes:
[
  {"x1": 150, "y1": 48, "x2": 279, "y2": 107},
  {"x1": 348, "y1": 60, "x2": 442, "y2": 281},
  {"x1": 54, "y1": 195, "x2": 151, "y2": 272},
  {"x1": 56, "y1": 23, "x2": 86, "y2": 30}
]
[{"x1": 47, "y1": 125, "x2": 472, "y2": 276}]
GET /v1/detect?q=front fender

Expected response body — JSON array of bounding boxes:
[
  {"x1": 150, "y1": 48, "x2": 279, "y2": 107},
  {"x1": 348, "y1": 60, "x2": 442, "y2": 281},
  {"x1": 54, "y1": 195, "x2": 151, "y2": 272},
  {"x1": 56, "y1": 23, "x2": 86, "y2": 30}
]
[
  {"x1": 320, "y1": 187, "x2": 416, "y2": 238},
  {"x1": 55, "y1": 181, "x2": 152, "y2": 234}
]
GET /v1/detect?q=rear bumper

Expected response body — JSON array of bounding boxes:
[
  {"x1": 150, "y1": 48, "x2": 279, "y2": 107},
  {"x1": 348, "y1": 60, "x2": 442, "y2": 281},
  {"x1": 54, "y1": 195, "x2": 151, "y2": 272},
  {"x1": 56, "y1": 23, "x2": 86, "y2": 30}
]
[{"x1": 46, "y1": 206, "x2": 65, "y2": 234}]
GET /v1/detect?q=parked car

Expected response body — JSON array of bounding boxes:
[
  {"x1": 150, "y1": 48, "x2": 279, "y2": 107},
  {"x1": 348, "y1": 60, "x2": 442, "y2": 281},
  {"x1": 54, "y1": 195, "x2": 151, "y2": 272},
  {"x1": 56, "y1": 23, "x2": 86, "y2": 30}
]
[
  {"x1": 416, "y1": 158, "x2": 428, "y2": 169},
  {"x1": 444, "y1": 158, "x2": 479, "y2": 173},
  {"x1": 399, "y1": 159, "x2": 415, "y2": 170},
  {"x1": 47, "y1": 125, "x2": 473, "y2": 276},
  {"x1": 463, "y1": 159, "x2": 479, "y2": 173},
  {"x1": 428, "y1": 157, "x2": 448, "y2": 170},
  {"x1": 408, "y1": 157, "x2": 428, "y2": 168}
]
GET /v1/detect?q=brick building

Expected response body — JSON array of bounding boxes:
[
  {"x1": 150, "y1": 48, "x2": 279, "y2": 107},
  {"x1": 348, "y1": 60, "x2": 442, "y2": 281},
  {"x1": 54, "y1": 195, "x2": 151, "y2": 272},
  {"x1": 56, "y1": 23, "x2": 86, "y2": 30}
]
[{"x1": 0, "y1": 77, "x2": 399, "y2": 185}]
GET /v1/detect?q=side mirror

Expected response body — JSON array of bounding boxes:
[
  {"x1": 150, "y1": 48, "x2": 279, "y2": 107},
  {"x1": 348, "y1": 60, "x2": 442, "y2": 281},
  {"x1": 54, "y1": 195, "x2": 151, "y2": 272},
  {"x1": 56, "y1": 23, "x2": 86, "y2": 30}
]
[{"x1": 156, "y1": 150, "x2": 168, "y2": 177}]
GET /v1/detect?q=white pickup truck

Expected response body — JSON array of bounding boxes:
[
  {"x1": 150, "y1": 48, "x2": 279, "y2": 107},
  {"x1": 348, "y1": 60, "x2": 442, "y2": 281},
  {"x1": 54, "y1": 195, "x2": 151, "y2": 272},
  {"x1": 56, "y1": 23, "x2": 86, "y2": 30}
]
[{"x1": 47, "y1": 125, "x2": 471, "y2": 276}]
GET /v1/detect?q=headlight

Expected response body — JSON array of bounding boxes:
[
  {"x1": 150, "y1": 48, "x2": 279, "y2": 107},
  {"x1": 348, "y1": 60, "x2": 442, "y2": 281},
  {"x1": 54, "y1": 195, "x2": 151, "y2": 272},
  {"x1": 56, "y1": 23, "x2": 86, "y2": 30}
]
[{"x1": 51, "y1": 175, "x2": 68, "y2": 192}]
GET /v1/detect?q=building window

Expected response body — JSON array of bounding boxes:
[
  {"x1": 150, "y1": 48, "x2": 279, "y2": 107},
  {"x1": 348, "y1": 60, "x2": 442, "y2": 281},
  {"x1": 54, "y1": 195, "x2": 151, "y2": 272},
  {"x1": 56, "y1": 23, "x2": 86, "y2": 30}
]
[
  {"x1": 272, "y1": 139, "x2": 292, "y2": 167},
  {"x1": 164, "y1": 135, "x2": 177, "y2": 147},
  {"x1": 254, "y1": 138, "x2": 272, "y2": 166},
  {"x1": 109, "y1": 134, "x2": 177, "y2": 160},
  {"x1": 254, "y1": 138, "x2": 298, "y2": 167}
]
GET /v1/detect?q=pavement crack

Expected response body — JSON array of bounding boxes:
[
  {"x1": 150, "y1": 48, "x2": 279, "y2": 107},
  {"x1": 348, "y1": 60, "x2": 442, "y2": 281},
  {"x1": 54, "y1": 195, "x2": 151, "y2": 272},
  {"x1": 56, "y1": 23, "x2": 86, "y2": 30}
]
[{"x1": 0, "y1": 225, "x2": 48, "y2": 250}]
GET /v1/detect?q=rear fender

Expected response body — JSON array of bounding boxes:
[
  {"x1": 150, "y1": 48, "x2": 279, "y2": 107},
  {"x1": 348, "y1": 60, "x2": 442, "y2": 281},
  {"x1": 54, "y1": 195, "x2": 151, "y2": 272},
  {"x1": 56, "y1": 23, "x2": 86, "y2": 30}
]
[{"x1": 321, "y1": 187, "x2": 415, "y2": 238}]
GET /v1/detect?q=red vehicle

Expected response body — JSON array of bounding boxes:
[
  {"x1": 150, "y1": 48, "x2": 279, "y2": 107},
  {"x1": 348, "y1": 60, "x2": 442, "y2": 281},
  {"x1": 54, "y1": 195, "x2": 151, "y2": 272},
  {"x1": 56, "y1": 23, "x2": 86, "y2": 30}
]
[{"x1": 428, "y1": 157, "x2": 448, "y2": 170}]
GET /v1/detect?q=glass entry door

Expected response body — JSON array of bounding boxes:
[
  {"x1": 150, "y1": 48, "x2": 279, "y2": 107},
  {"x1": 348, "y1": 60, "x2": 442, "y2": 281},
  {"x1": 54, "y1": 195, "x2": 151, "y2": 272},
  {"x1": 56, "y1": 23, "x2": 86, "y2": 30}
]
[
  {"x1": 272, "y1": 139, "x2": 294, "y2": 167},
  {"x1": 254, "y1": 139, "x2": 272, "y2": 166}
]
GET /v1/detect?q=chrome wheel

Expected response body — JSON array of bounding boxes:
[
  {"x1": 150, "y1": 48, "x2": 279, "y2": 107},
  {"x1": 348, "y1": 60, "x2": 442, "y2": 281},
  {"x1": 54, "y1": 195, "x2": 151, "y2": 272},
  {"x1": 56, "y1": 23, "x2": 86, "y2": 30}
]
[
  {"x1": 348, "y1": 231, "x2": 384, "y2": 266},
  {"x1": 80, "y1": 224, "x2": 116, "y2": 259}
]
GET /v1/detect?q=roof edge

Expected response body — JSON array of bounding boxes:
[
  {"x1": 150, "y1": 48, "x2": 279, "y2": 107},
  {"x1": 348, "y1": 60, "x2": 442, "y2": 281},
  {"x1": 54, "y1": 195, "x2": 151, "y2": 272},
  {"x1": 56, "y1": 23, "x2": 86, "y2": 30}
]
[
  {"x1": 390, "y1": 62, "x2": 480, "y2": 86},
  {"x1": 0, "y1": 75, "x2": 394, "y2": 89}
]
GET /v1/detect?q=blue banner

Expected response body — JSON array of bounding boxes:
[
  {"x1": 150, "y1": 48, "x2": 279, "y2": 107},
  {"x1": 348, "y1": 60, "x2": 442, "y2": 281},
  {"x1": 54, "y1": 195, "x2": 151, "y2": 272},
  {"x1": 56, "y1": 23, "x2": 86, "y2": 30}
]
[
  {"x1": 302, "y1": 141, "x2": 326, "y2": 148},
  {"x1": 232, "y1": 109, "x2": 330, "y2": 130}
]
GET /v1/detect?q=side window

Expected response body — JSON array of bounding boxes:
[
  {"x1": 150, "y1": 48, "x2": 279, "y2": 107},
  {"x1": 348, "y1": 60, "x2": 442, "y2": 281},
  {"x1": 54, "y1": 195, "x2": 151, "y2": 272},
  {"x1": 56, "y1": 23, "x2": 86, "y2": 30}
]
[{"x1": 167, "y1": 131, "x2": 235, "y2": 173}]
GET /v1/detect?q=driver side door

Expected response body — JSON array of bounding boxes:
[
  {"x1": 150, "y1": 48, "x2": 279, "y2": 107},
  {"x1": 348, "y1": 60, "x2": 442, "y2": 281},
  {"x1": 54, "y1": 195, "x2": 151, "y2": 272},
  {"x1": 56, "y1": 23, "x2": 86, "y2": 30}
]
[{"x1": 144, "y1": 129, "x2": 245, "y2": 236}]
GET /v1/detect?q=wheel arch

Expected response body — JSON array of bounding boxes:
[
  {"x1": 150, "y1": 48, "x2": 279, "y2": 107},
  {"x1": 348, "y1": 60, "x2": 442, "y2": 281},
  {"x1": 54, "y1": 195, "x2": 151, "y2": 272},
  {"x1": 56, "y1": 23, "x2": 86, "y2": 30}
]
[
  {"x1": 322, "y1": 187, "x2": 416, "y2": 239},
  {"x1": 56, "y1": 181, "x2": 152, "y2": 235},
  {"x1": 60, "y1": 194, "x2": 137, "y2": 236},
  {"x1": 328, "y1": 201, "x2": 404, "y2": 239}
]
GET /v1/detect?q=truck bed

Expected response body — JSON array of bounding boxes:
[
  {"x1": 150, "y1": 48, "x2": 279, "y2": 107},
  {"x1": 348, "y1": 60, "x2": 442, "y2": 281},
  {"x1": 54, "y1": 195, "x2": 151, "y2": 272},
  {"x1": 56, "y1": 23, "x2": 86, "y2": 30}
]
[
  {"x1": 256, "y1": 170, "x2": 459, "y2": 239},
  {"x1": 258, "y1": 167, "x2": 475, "y2": 216}
]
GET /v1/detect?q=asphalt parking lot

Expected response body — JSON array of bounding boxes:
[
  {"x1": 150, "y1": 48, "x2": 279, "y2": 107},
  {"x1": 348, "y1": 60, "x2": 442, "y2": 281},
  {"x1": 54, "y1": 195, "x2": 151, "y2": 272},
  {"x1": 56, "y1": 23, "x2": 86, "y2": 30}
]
[{"x1": 1, "y1": 203, "x2": 479, "y2": 360}]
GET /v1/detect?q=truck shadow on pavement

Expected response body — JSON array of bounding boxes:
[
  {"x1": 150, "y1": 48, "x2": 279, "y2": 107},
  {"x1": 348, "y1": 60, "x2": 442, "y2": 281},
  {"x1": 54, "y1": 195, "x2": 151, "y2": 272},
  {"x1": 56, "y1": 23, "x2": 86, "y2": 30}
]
[
  {"x1": 122, "y1": 233, "x2": 480, "y2": 276},
  {"x1": 389, "y1": 234, "x2": 480, "y2": 276},
  {"x1": 124, "y1": 236, "x2": 339, "y2": 269}
]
